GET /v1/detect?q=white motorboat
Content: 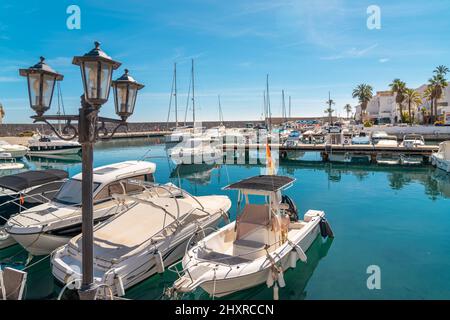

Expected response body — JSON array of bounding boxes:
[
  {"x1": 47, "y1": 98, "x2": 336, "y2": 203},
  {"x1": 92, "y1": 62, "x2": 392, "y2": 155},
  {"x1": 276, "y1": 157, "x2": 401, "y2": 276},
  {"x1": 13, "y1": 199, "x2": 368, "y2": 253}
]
[
  {"x1": 51, "y1": 182, "x2": 231, "y2": 297},
  {"x1": 376, "y1": 136, "x2": 398, "y2": 147},
  {"x1": 370, "y1": 131, "x2": 389, "y2": 144},
  {"x1": 0, "y1": 169, "x2": 68, "y2": 250},
  {"x1": 431, "y1": 141, "x2": 450, "y2": 173},
  {"x1": 27, "y1": 134, "x2": 81, "y2": 156},
  {"x1": 165, "y1": 126, "x2": 194, "y2": 144},
  {"x1": 0, "y1": 153, "x2": 24, "y2": 171},
  {"x1": 5, "y1": 161, "x2": 156, "y2": 256},
  {"x1": 170, "y1": 175, "x2": 333, "y2": 298},
  {"x1": 400, "y1": 134, "x2": 425, "y2": 148},
  {"x1": 351, "y1": 132, "x2": 371, "y2": 145},
  {"x1": 170, "y1": 137, "x2": 222, "y2": 165},
  {"x1": 0, "y1": 141, "x2": 28, "y2": 159}
]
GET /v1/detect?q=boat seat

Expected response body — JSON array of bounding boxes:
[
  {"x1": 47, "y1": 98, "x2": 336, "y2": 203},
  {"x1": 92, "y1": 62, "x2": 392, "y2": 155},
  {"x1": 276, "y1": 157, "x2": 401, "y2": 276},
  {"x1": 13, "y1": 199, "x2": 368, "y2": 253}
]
[
  {"x1": 233, "y1": 239, "x2": 265, "y2": 249},
  {"x1": 197, "y1": 249, "x2": 251, "y2": 265}
]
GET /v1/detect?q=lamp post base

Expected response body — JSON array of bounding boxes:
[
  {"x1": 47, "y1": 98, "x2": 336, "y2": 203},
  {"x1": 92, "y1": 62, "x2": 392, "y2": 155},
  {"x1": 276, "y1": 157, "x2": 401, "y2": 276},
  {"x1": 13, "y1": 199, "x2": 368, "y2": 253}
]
[{"x1": 78, "y1": 284, "x2": 98, "y2": 300}]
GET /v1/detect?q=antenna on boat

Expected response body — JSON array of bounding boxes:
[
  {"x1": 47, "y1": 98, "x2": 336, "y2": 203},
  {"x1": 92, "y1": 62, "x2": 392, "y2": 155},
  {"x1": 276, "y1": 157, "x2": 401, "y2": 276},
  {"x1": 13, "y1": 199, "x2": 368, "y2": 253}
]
[{"x1": 266, "y1": 74, "x2": 271, "y2": 130}]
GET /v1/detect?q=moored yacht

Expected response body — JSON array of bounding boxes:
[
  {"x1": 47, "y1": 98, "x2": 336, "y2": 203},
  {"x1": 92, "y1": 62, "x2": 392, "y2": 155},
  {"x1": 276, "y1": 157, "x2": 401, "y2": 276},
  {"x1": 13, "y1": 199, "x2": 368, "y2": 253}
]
[
  {"x1": 431, "y1": 141, "x2": 450, "y2": 173},
  {"x1": 170, "y1": 175, "x2": 333, "y2": 298},
  {"x1": 169, "y1": 137, "x2": 222, "y2": 165},
  {"x1": 27, "y1": 134, "x2": 81, "y2": 156},
  {"x1": 0, "y1": 169, "x2": 68, "y2": 250},
  {"x1": 400, "y1": 134, "x2": 425, "y2": 148},
  {"x1": 5, "y1": 161, "x2": 156, "y2": 255},
  {"x1": 51, "y1": 181, "x2": 231, "y2": 297},
  {"x1": 0, "y1": 141, "x2": 28, "y2": 159}
]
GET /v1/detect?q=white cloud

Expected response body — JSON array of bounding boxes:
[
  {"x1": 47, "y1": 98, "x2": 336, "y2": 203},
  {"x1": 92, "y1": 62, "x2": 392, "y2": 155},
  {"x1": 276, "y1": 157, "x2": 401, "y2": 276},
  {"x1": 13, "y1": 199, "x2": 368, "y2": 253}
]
[
  {"x1": 0, "y1": 76, "x2": 20, "y2": 82},
  {"x1": 321, "y1": 44, "x2": 379, "y2": 60},
  {"x1": 379, "y1": 58, "x2": 390, "y2": 63}
]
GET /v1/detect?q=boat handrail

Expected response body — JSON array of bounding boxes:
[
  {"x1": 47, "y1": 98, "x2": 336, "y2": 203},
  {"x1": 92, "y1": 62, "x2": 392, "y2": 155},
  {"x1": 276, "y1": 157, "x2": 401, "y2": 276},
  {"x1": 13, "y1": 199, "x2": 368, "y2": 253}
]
[
  {"x1": 128, "y1": 180, "x2": 206, "y2": 211},
  {"x1": 112, "y1": 194, "x2": 182, "y2": 227},
  {"x1": 0, "y1": 188, "x2": 64, "y2": 225}
]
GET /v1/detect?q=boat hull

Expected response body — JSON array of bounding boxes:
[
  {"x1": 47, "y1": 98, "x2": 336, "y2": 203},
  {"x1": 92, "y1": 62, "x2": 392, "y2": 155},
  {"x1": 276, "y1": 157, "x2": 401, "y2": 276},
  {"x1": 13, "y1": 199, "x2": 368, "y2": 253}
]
[
  {"x1": 197, "y1": 224, "x2": 320, "y2": 297},
  {"x1": 432, "y1": 154, "x2": 450, "y2": 173},
  {"x1": 27, "y1": 146, "x2": 81, "y2": 156},
  {"x1": 52, "y1": 213, "x2": 224, "y2": 295}
]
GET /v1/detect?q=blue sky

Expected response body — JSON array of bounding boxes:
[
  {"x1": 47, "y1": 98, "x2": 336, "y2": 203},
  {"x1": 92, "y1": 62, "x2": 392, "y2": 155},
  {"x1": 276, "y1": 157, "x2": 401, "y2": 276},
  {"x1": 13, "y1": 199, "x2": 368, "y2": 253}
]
[{"x1": 0, "y1": 0, "x2": 449, "y2": 123}]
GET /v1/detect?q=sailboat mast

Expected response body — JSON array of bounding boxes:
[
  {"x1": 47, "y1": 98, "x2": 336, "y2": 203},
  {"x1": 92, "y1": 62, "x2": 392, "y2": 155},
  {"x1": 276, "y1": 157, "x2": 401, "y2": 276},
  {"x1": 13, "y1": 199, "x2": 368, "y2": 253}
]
[
  {"x1": 174, "y1": 62, "x2": 178, "y2": 127},
  {"x1": 191, "y1": 59, "x2": 195, "y2": 124},
  {"x1": 263, "y1": 90, "x2": 267, "y2": 123},
  {"x1": 282, "y1": 89, "x2": 286, "y2": 121},
  {"x1": 289, "y1": 95, "x2": 291, "y2": 118},
  {"x1": 218, "y1": 94, "x2": 223, "y2": 125},
  {"x1": 266, "y1": 74, "x2": 271, "y2": 130}
]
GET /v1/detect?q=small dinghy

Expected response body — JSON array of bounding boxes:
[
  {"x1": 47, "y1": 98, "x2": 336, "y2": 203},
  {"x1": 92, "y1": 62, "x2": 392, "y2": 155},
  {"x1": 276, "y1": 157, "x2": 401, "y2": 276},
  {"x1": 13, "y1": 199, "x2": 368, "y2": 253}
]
[
  {"x1": 51, "y1": 182, "x2": 231, "y2": 297},
  {"x1": 170, "y1": 175, "x2": 333, "y2": 299}
]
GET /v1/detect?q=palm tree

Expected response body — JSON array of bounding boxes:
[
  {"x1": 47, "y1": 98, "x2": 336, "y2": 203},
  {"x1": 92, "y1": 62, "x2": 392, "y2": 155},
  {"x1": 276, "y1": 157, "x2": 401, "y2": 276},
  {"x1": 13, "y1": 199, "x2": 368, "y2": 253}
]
[
  {"x1": 434, "y1": 65, "x2": 449, "y2": 76},
  {"x1": 352, "y1": 84, "x2": 373, "y2": 122},
  {"x1": 389, "y1": 79, "x2": 407, "y2": 123},
  {"x1": 423, "y1": 86, "x2": 434, "y2": 124},
  {"x1": 403, "y1": 88, "x2": 422, "y2": 125},
  {"x1": 344, "y1": 104, "x2": 352, "y2": 119},
  {"x1": 428, "y1": 73, "x2": 448, "y2": 123},
  {"x1": 324, "y1": 107, "x2": 335, "y2": 123},
  {"x1": 325, "y1": 92, "x2": 335, "y2": 124}
]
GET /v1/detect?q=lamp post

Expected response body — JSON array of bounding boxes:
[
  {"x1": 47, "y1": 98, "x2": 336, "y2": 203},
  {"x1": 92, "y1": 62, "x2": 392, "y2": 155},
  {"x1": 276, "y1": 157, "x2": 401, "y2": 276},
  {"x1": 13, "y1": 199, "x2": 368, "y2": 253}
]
[{"x1": 19, "y1": 42, "x2": 144, "y2": 300}]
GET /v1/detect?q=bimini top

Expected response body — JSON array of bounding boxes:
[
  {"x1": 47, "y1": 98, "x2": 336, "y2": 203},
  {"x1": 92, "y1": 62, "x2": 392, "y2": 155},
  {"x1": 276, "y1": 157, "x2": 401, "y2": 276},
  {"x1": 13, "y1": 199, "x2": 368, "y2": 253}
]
[
  {"x1": 0, "y1": 169, "x2": 68, "y2": 192},
  {"x1": 72, "y1": 160, "x2": 156, "y2": 185},
  {"x1": 224, "y1": 175, "x2": 295, "y2": 192}
]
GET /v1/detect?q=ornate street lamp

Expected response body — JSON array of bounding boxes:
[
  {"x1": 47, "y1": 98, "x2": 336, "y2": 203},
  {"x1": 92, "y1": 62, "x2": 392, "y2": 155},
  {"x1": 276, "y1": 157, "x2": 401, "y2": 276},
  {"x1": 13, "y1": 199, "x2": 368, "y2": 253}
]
[
  {"x1": 73, "y1": 41, "x2": 121, "y2": 106},
  {"x1": 112, "y1": 69, "x2": 145, "y2": 121},
  {"x1": 19, "y1": 57, "x2": 64, "y2": 116},
  {"x1": 19, "y1": 42, "x2": 144, "y2": 300}
]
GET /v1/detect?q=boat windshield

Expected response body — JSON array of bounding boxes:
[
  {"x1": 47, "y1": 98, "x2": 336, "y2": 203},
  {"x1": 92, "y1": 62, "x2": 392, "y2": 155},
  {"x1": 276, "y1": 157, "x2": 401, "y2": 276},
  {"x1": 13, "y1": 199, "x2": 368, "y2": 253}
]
[{"x1": 53, "y1": 179, "x2": 101, "y2": 206}]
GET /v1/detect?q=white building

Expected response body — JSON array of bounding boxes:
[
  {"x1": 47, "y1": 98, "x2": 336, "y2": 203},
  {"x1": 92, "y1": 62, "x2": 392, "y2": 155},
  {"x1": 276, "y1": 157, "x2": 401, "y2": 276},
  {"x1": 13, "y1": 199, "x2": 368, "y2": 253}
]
[{"x1": 355, "y1": 85, "x2": 450, "y2": 124}]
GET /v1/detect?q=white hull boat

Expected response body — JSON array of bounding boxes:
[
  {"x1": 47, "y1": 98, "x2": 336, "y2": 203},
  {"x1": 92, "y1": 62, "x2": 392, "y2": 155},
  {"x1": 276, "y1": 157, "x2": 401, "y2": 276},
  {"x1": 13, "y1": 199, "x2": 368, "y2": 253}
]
[
  {"x1": 5, "y1": 161, "x2": 156, "y2": 255},
  {"x1": 0, "y1": 169, "x2": 68, "y2": 250},
  {"x1": 431, "y1": 141, "x2": 450, "y2": 173},
  {"x1": 170, "y1": 175, "x2": 333, "y2": 299},
  {"x1": 0, "y1": 141, "x2": 28, "y2": 159},
  {"x1": 170, "y1": 137, "x2": 222, "y2": 165},
  {"x1": 27, "y1": 134, "x2": 81, "y2": 156},
  {"x1": 400, "y1": 134, "x2": 425, "y2": 148},
  {"x1": 51, "y1": 183, "x2": 231, "y2": 297}
]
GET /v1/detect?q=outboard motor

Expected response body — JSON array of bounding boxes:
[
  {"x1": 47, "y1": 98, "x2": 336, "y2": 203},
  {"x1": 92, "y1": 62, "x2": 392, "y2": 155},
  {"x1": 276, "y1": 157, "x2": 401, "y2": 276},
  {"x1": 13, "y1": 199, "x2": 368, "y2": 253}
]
[
  {"x1": 281, "y1": 195, "x2": 298, "y2": 222},
  {"x1": 319, "y1": 218, "x2": 334, "y2": 238}
]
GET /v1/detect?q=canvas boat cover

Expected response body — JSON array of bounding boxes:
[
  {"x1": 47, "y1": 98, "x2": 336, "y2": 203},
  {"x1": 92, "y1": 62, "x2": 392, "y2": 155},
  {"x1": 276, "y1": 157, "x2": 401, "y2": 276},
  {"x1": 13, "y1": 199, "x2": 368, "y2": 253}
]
[{"x1": 0, "y1": 169, "x2": 68, "y2": 192}]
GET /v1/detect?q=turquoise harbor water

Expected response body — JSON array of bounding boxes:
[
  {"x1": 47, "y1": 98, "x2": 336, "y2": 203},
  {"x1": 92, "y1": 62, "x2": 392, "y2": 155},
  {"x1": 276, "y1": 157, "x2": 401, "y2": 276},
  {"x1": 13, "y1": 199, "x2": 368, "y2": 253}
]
[{"x1": 1, "y1": 137, "x2": 450, "y2": 300}]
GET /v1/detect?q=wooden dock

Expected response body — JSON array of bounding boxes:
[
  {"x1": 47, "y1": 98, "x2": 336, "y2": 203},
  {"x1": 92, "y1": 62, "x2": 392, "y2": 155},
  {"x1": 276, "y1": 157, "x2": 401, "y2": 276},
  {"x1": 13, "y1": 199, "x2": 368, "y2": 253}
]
[{"x1": 223, "y1": 143, "x2": 438, "y2": 154}]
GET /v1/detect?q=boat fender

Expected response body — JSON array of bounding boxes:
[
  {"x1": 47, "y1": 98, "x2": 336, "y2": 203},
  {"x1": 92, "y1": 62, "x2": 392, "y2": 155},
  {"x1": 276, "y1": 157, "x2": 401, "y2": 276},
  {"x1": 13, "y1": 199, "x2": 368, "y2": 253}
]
[
  {"x1": 266, "y1": 269, "x2": 274, "y2": 288},
  {"x1": 273, "y1": 283, "x2": 279, "y2": 300},
  {"x1": 154, "y1": 250, "x2": 165, "y2": 273},
  {"x1": 293, "y1": 244, "x2": 307, "y2": 263},
  {"x1": 320, "y1": 218, "x2": 334, "y2": 238},
  {"x1": 289, "y1": 251, "x2": 297, "y2": 268},
  {"x1": 281, "y1": 151, "x2": 287, "y2": 159},
  {"x1": 114, "y1": 276, "x2": 125, "y2": 297},
  {"x1": 277, "y1": 271, "x2": 286, "y2": 288}
]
